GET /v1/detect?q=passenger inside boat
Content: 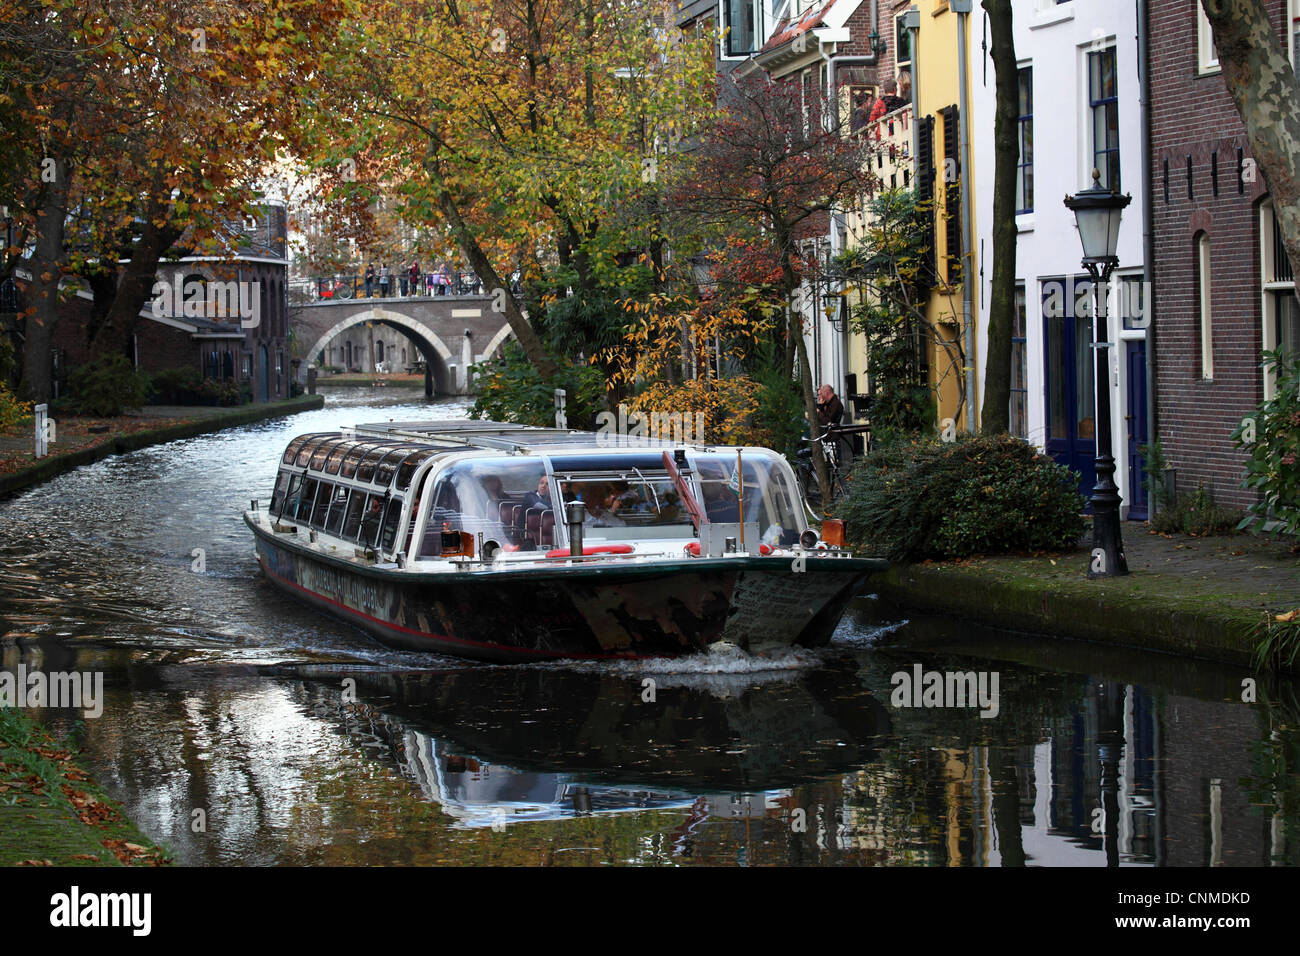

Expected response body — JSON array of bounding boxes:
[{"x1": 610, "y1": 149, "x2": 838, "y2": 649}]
[{"x1": 412, "y1": 459, "x2": 553, "y2": 556}]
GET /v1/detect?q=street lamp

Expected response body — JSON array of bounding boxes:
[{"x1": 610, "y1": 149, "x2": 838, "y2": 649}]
[
  {"x1": 1064, "y1": 170, "x2": 1132, "y2": 578},
  {"x1": 867, "y1": 30, "x2": 887, "y2": 57}
]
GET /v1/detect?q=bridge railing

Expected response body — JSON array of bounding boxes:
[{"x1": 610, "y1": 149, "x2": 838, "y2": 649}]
[{"x1": 302, "y1": 272, "x2": 496, "y2": 302}]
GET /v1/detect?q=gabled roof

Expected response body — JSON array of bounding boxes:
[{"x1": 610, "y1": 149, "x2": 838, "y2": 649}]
[{"x1": 760, "y1": 0, "x2": 839, "y2": 53}]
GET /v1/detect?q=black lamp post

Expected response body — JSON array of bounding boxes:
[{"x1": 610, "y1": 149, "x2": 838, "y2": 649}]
[
  {"x1": 868, "y1": 30, "x2": 887, "y2": 57},
  {"x1": 1065, "y1": 171, "x2": 1132, "y2": 578}
]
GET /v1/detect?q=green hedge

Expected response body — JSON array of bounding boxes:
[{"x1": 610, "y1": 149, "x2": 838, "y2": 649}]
[{"x1": 839, "y1": 434, "x2": 1086, "y2": 562}]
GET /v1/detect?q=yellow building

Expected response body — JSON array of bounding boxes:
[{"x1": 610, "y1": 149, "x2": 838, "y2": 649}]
[
  {"x1": 842, "y1": 2, "x2": 979, "y2": 436},
  {"x1": 911, "y1": 0, "x2": 980, "y2": 433}
]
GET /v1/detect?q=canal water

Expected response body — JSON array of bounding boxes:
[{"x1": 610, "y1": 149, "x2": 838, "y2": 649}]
[{"x1": 1, "y1": 387, "x2": 1297, "y2": 866}]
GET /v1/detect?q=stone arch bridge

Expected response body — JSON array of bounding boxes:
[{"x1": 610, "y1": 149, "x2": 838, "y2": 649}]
[{"x1": 289, "y1": 294, "x2": 514, "y2": 396}]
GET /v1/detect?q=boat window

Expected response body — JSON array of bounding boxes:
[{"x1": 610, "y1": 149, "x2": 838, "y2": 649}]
[
  {"x1": 414, "y1": 458, "x2": 544, "y2": 555},
  {"x1": 374, "y1": 447, "x2": 415, "y2": 487},
  {"x1": 324, "y1": 486, "x2": 350, "y2": 535},
  {"x1": 275, "y1": 474, "x2": 303, "y2": 518},
  {"x1": 324, "y1": 442, "x2": 351, "y2": 475},
  {"x1": 395, "y1": 449, "x2": 437, "y2": 490},
  {"x1": 310, "y1": 481, "x2": 335, "y2": 526},
  {"x1": 270, "y1": 472, "x2": 290, "y2": 513},
  {"x1": 358, "y1": 494, "x2": 386, "y2": 547},
  {"x1": 309, "y1": 441, "x2": 332, "y2": 471},
  {"x1": 296, "y1": 436, "x2": 333, "y2": 468},
  {"x1": 356, "y1": 446, "x2": 393, "y2": 483},
  {"x1": 340, "y1": 443, "x2": 378, "y2": 479},
  {"x1": 341, "y1": 491, "x2": 368, "y2": 540},
  {"x1": 379, "y1": 497, "x2": 403, "y2": 551},
  {"x1": 693, "y1": 451, "x2": 803, "y2": 547},
  {"x1": 282, "y1": 436, "x2": 310, "y2": 465},
  {"x1": 556, "y1": 475, "x2": 691, "y2": 541},
  {"x1": 296, "y1": 478, "x2": 320, "y2": 522}
]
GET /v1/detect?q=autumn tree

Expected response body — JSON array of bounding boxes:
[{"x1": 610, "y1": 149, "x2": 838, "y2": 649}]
[
  {"x1": 1200, "y1": 0, "x2": 1300, "y2": 285},
  {"x1": 1, "y1": 0, "x2": 349, "y2": 401},
  {"x1": 293, "y1": 0, "x2": 717, "y2": 382},
  {"x1": 673, "y1": 73, "x2": 874, "y2": 492}
]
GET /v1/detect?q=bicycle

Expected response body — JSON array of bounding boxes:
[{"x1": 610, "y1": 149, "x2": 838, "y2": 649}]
[{"x1": 796, "y1": 423, "x2": 871, "y2": 510}]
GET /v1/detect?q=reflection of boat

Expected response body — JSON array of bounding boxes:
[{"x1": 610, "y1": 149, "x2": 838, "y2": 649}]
[
  {"x1": 245, "y1": 420, "x2": 885, "y2": 661},
  {"x1": 404, "y1": 735, "x2": 703, "y2": 828},
  {"x1": 320, "y1": 662, "x2": 890, "y2": 795}
]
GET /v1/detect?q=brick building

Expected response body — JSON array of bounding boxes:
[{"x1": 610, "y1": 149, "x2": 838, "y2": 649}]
[
  {"x1": 49, "y1": 205, "x2": 292, "y2": 403},
  {"x1": 1149, "y1": 0, "x2": 1300, "y2": 509}
]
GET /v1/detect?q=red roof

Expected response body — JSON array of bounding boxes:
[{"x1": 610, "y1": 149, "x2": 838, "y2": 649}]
[{"x1": 759, "y1": 0, "x2": 839, "y2": 54}]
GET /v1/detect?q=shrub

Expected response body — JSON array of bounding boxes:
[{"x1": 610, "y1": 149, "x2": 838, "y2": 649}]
[
  {"x1": 198, "y1": 377, "x2": 241, "y2": 407},
  {"x1": 150, "y1": 367, "x2": 204, "y2": 405},
  {"x1": 838, "y1": 433, "x2": 1086, "y2": 561},
  {"x1": 1233, "y1": 349, "x2": 1300, "y2": 536},
  {"x1": 67, "y1": 354, "x2": 150, "y2": 417},
  {"x1": 1149, "y1": 481, "x2": 1243, "y2": 536},
  {"x1": 0, "y1": 382, "x2": 31, "y2": 430},
  {"x1": 469, "y1": 340, "x2": 604, "y2": 428}
]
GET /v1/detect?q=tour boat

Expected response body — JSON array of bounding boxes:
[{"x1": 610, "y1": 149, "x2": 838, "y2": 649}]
[{"x1": 244, "y1": 420, "x2": 885, "y2": 662}]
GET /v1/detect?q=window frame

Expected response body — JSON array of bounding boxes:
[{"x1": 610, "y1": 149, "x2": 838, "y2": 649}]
[
  {"x1": 1016, "y1": 64, "x2": 1033, "y2": 215},
  {"x1": 1197, "y1": 5, "x2": 1220, "y2": 75},
  {"x1": 1197, "y1": 232, "x2": 1213, "y2": 381},
  {"x1": 1010, "y1": 284, "x2": 1029, "y2": 439},
  {"x1": 1087, "y1": 45, "x2": 1121, "y2": 192}
]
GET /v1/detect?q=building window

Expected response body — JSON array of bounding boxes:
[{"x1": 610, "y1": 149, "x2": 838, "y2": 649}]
[
  {"x1": 1011, "y1": 284, "x2": 1028, "y2": 439},
  {"x1": 1197, "y1": 6, "x2": 1219, "y2": 74},
  {"x1": 1087, "y1": 46, "x2": 1120, "y2": 191},
  {"x1": 276, "y1": 351, "x2": 284, "y2": 376},
  {"x1": 242, "y1": 354, "x2": 252, "y2": 378},
  {"x1": 1262, "y1": 201, "x2": 1299, "y2": 397},
  {"x1": 1197, "y1": 232, "x2": 1213, "y2": 380},
  {"x1": 895, "y1": 12, "x2": 912, "y2": 82},
  {"x1": 723, "y1": 0, "x2": 759, "y2": 57},
  {"x1": 1017, "y1": 66, "x2": 1033, "y2": 214},
  {"x1": 1292, "y1": 0, "x2": 1300, "y2": 68}
]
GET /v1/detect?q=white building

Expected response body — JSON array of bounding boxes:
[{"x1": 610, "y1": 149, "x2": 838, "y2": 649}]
[{"x1": 970, "y1": 0, "x2": 1150, "y2": 518}]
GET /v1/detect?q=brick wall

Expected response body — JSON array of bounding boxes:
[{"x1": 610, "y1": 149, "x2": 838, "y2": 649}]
[{"x1": 1148, "y1": 0, "x2": 1286, "y2": 509}]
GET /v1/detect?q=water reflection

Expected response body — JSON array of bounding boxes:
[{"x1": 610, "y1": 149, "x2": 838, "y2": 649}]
[{"x1": 1, "y1": 389, "x2": 1298, "y2": 865}]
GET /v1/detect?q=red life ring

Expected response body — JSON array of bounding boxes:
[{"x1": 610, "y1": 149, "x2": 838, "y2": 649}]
[{"x1": 545, "y1": 544, "x2": 635, "y2": 558}]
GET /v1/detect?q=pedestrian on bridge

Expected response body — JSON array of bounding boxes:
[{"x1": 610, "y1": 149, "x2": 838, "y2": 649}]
[
  {"x1": 379, "y1": 264, "x2": 391, "y2": 297},
  {"x1": 364, "y1": 263, "x2": 375, "y2": 298},
  {"x1": 409, "y1": 261, "x2": 421, "y2": 296}
]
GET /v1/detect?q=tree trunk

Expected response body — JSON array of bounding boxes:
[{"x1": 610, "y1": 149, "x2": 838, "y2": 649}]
[
  {"x1": 1200, "y1": 0, "x2": 1300, "y2": 286},
  {"x1": 981, "y1": 0, "x2": 1018, "y2": 435},
  {"x1": 430, "y1": 184, "x2": 559, "y2": 379},
  {"x1": 94, "y1": 186, "x2": 182, "y2": 353},
  {"x1": 21, "y1": 158, "x2": 70, "y2": 403}
]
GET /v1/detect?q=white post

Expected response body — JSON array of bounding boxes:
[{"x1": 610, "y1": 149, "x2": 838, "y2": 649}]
[
  {"x1": 34, "y1": 403, "x2": 54, "y2": 458},
  {"x1": 553, "y1": 388, "x2": 567, "y2": 429}
]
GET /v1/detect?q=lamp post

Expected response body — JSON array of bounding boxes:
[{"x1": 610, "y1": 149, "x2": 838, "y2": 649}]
[{"x1": 1065, "y1": 171, "x2": 1132, "y2": 578}]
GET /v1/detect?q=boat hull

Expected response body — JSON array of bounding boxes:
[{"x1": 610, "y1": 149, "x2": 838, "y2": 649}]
[{"x1": 247, "y1": 514, "x2": 883, "y2": 662}]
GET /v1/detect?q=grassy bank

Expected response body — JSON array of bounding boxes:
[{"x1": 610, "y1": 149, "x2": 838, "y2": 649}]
[
  {"x1": 0, "y1": 394, "x2": 324, "y2": 499},
  {"x1": 0, "y1": 708, "x2": 169, "y2": 867},
  {"x1": 866, "y1": 528, "x2": 1300, "y2": 671}
]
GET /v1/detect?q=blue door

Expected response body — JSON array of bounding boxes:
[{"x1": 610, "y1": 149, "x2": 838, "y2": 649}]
[
  {"x1": 1044, "y1": 280, "x2": 1096, "y2": 504},
  {"x1": 1126, "y1": 340, "x2": 1149, "y2": 520}
]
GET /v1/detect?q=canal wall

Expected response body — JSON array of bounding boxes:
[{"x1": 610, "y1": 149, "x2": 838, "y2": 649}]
[
  {"x1": 0, "y1": 395, "x2": 324, "y2": 499},
  {"x1": 864, "y1": 550, "x2": 1284, "y2": 672}
]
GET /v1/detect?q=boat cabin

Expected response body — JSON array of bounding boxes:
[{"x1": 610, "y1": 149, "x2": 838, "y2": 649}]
[{"x1": 265, "y1": 421, "x2": 808, "y2": 565}]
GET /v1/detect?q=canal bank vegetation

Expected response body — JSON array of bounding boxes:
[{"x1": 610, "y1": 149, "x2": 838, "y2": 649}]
[
  {"x1": 839, "y1": 434, "x2": 1086, "y2": 562},
  {"x1": 0, "y1": 708, "x2": 169, "y2": 867}
]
